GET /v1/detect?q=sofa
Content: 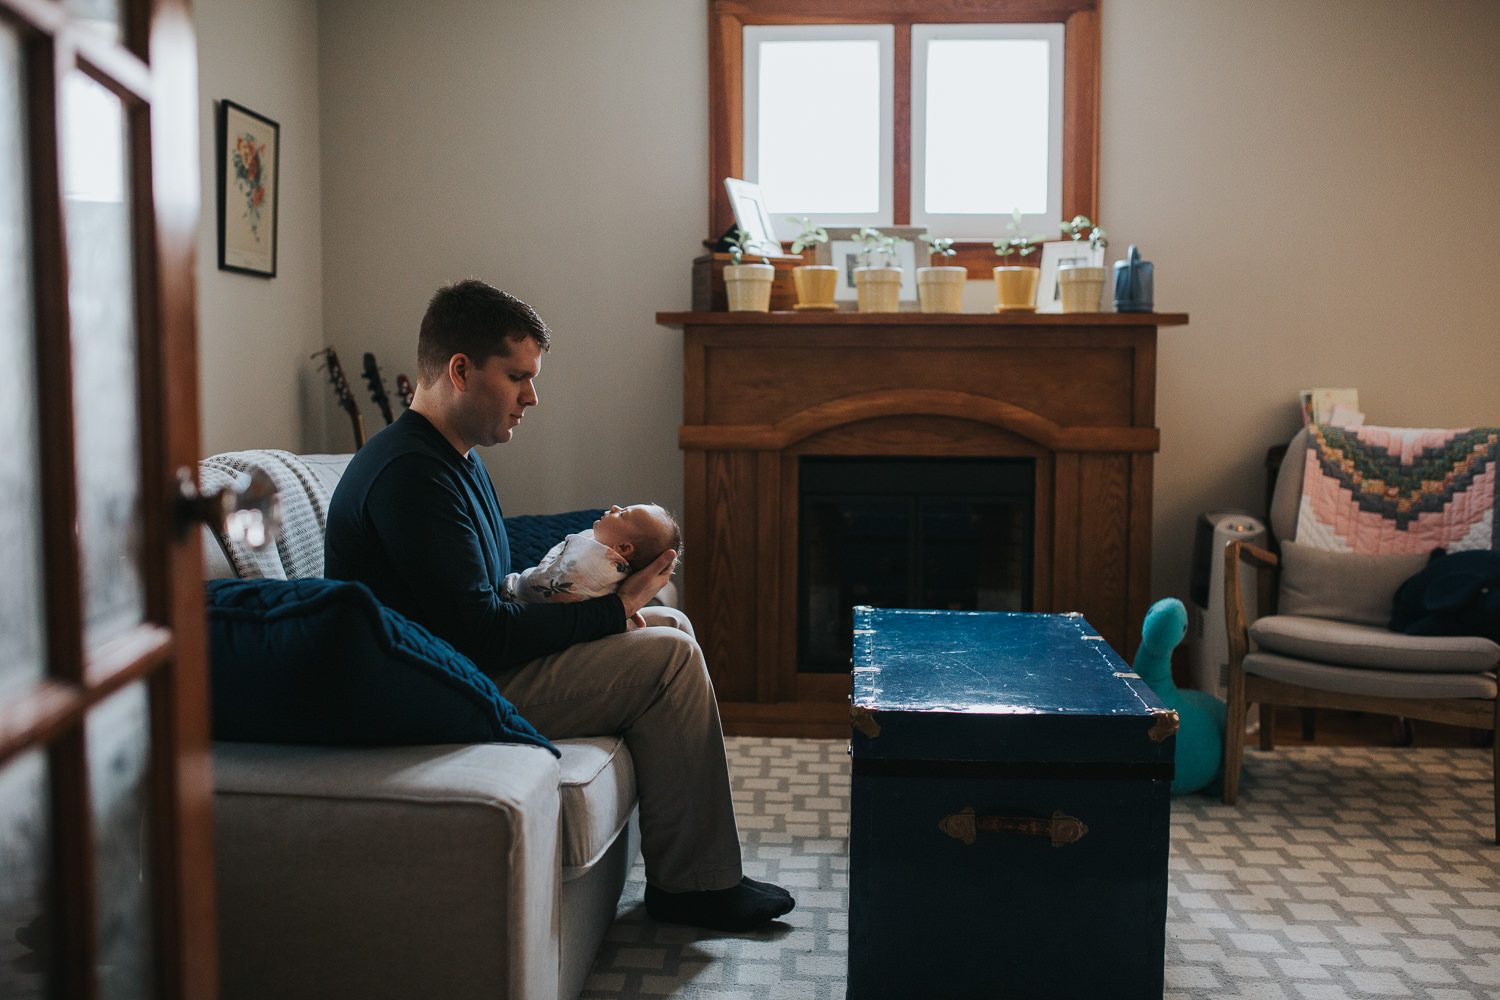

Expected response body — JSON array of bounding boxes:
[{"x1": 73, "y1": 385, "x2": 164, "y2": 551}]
[{"x1": 199, "y1": 449, "x2": 641, "y2": 1000}]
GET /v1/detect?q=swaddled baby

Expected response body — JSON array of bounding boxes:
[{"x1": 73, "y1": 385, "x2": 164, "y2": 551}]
[{"x1": 503, "y1": 503, "x2": 680, "y2": 603}]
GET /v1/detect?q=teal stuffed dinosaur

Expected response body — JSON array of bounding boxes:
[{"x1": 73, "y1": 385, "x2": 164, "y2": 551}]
[{"x1": 1132, "y1": 597, "x2": 1226, "y2": 795}]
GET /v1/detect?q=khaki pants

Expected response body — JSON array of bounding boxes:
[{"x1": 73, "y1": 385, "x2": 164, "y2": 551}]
[{"x1": 490, "y1": 608, "x2": 743, "y2": 892}]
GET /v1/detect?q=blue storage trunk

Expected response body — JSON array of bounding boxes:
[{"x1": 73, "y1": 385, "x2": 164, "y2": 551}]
[{"x1": 848, "y1": 608, "x2": 1176, "y2": 1000}]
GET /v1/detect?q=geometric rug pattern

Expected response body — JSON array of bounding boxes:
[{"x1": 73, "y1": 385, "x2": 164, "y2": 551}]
[{"x1": 582, "y1": 738, "x2": 1500, "y2": 1000}]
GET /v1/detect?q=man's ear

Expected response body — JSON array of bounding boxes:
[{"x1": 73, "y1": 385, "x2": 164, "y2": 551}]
[{"x1": 446, "y1": 353, "x2": 470, "y2": 391}]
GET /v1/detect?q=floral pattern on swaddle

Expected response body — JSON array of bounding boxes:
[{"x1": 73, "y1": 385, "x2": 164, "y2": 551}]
[{"x1": 503, "y1": 529, "x2": 630, "y2": 602}]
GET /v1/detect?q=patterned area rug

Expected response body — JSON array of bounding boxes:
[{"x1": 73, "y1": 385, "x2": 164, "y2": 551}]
[{"x1": 582, "y1": 738, "x2": 1499, "y2": 1000}]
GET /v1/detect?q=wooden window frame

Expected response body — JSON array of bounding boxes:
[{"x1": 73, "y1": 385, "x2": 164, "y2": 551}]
[{"x1": 709, "y1": 0, "x2": 1100, "y2": 273}]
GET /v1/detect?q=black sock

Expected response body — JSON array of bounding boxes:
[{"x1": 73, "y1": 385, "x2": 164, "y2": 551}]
[
  {"x1": 739, "y1": 875, "x2": 793, "y2": 900},
  {"x1": 645, "y1": 879, "x2": 795, "y2": 931}
]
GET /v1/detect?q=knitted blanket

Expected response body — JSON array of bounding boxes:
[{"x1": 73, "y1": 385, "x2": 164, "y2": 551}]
[{"x1": 1295, "y1": 424, "x2": 1500, "y2": 554}]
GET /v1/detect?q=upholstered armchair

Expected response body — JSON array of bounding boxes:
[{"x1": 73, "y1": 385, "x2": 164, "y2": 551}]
[{"x1": 1221, "y1": 428, "x2": 1500, "y2": 843}]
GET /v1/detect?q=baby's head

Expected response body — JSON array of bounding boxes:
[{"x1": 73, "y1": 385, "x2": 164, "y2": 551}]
[{"x1": 592, "y1": 503, "x2": 682, "y2": 573}]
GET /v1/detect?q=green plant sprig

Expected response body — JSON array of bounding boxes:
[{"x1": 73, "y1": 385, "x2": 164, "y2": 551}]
[
  {"x1": 786, "y1": 216, "x2": 829, "y2": 256},
  {"x1": 1061, "y1": 214, "x2": 1109, "y2": 252},
  {"x1": 921, "y1": 235, "x2": 957, "y2": 260},
  {"x1": 726, "y1": 226, "x2": 771, "y2": 266},
  {"x1": 993, "y1": 209, "x2": 1042, "y2": 264},
  {"x1": 852, "y1": 226, "x2": 906, "y2": 266}
]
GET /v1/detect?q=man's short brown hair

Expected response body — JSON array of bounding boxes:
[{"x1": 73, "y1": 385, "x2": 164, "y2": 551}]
[{"x1": 416, "y1": 279, "x2": 551, "y2": 386}]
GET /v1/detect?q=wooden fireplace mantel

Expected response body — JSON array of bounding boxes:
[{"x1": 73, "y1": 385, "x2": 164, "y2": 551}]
[{"x1": 659, "y1": 310, "x2": 1189, "y2": 737}]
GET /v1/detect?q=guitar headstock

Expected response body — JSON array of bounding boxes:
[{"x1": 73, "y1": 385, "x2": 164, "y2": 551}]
[
  {"x1": 314, "y1": 348, "x2": 366, "y2": 448},
  {"x1": 396, "y1": 374, "x2": 415, "y2": 409},
  {"x1": 362, "y1": 352, "x2": 394, "y2": 425}
]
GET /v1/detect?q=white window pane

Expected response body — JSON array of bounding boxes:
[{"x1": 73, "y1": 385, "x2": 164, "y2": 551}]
[
  {"x1": 756, "y1": 40, "x2": 881, "y2": 215},
  {"x1": 924, "y1": 39, "x2": 1050, "y2": 215}
]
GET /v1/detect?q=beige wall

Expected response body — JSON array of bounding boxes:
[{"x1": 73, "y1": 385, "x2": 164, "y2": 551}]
[
  {"x1": 195, "y1": 0, "x2": 327, "y2": 455},
  {"x1": 196, "y1": 0, "x2": 1500, "y2": 607}
]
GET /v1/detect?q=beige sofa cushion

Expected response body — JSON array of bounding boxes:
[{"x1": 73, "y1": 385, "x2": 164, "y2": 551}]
[
  {"x1": 1243, "y1": 651, "x2": 1498, "y2": 699},
  {"x1": 1277, "y1": 540, "x2": 1429, "y2": 627},
  {"x1": 557, "y1": 736, "x2": 637, "y2": 879},
  {"x1": 1250, "y1": 615, "x2": 1500, "y2": 673}
]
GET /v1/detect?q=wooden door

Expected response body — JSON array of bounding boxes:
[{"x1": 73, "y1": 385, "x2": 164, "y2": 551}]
[{"x1": 0, "y1": 0, "x2": 213, "y2": 997}]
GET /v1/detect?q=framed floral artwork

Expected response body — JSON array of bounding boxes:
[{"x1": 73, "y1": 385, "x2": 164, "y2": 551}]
[{"x1": 217, "y1": 100, "x2": 279, "y2": 277}]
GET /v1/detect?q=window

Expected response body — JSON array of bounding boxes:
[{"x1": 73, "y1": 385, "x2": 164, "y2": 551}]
[{"x1": 710, "y1": 1, "x2": 1099, "y2": 252}]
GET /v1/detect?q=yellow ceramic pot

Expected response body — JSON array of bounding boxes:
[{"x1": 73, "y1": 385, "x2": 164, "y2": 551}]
[
  {"x1": 1057, "y1": 265, "x2": 1107, "y2": 313},
  {"x1": 792, "y1": 265, "x2": 839, "y2": 310},
  {"x1": 854, "y1": 266, "x2": 902, "y2": 313},
  {"x1": 992, "y1": 266, "x2": 1040, "y2": 311},
  {"x1": 916, "y1": 266, "x2": 967, "y2": 313},
  {"x1": 724, "y1": 263, "x2": 775, "y2": 312}
]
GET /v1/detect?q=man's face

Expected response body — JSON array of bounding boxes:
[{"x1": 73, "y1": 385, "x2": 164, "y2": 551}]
[{"x1": 464, "y1": 336, "x2": 541, "y2": 447}]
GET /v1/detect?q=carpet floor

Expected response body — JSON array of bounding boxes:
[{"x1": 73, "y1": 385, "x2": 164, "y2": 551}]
[{"x1": 581, "y1": 737, "x2": 1500, "y2": 1000}]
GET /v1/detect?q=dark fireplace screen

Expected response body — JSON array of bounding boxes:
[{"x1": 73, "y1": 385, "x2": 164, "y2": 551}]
[{"x1": 798, "y1": 456, "x2": 1035, "y2": 673}]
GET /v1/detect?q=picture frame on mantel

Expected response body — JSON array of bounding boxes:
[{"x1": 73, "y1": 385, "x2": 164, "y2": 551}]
[
  {"x1": 217, "y1": 99, "x2": 280, "y2": 277},
  {"x1": 816, "y1": 226, "x2": 926, "y2": 304}
]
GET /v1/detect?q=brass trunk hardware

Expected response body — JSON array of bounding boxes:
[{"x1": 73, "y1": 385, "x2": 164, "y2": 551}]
[
  {"x1": 939, "y1": 807, "x2": 1088, "y2": 847},
  {"x1": 1147, "y1": 708, "x2": 1180, "y2": 743},
  {"x1": 850, "y1": 706, "x2": 882, "y2": 739}
]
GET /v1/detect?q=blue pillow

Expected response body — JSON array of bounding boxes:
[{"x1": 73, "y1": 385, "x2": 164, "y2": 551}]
[{"x1": 206, "y1": 578, "x2": 558, "y2": 754}]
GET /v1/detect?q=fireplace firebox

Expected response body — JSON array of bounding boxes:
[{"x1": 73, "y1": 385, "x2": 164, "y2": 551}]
[{"x1": 798, "y1": 456, "x2": 1034, "y2": 673}]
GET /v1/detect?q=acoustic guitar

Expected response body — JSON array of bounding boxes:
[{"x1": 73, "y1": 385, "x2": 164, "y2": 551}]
[{"x1": 314, "y1": 347, "x2": 365, "y2": 449}]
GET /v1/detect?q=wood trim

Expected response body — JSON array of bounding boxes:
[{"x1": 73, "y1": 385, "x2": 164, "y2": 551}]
[
  {"x1": 680, "y1": 389, "x2": 1161, "y2": 452},
  {"x1": 1061, "y1": 5, "x2": 1100, "y2": 224},
  {"x1": 754, "y1": 451, "x2": 781, "y2": 702},
  {"x1": 892, "y1": 22, "x2": 910, "y2": 225},
  {"x1": 721, "y1": 698, "x2": 850, "y2": 738},
  {"x1": 709, "y1": 0, "x2": 1101, "y2": 238}
]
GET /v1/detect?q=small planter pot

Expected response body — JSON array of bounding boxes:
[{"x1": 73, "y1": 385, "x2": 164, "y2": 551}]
[
  {"x1": 1057, "y1": 265, "x2": 1107, "y2": 313},
  {"x1": 724, "y1": 263, "x2": 775, "y2": 312},
  {"x1": 992, "y1": 266, "x2": 1040, "y2": 312},
  {"x1": 854, "y1": 266, "x2": 902, "y2": 313},
  {"x1": 792, "y1": 265, "x2": 839, "y2": 311},
  {"x1": 916, "y1": 266, "x2": 966, "y2": 314}
]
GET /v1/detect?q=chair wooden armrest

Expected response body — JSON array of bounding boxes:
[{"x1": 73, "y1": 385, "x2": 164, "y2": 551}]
[{"x1": 1222, "y1": 538, "x2": 1278, "y2": 804}]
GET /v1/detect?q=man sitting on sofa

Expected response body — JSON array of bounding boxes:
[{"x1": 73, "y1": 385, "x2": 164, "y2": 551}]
[{"x1": 325, "y1": 279, "x2": 793, "y2": 932}]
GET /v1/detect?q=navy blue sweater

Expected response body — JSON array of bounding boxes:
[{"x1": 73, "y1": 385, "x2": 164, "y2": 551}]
[{"x1": 324, "y1": 410, "x2": 625, "y2": 673}]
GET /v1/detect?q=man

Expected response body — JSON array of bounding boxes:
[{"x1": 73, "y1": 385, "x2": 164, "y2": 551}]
[{"x1": 325, "y1": 279, "x2": 793, "y2": 931}]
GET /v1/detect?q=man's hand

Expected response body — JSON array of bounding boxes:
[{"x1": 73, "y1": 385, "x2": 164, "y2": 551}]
[{"x1": 617, "y1": 548, "x2": 676, "y2": 619}]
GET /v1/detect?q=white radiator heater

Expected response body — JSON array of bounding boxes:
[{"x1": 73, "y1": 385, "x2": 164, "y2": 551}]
[{"x1": 1188, "y1": 509, "x2": 1267, "y2": 699}]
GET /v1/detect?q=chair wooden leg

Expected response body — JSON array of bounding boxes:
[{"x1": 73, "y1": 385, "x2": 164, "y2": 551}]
[
  {"x1": 1260, "y1": 703, "x2": 1276, "y2": 751},
  {"x1": 1224, "y1": 676, "x2": 1248, "y2": 804}
]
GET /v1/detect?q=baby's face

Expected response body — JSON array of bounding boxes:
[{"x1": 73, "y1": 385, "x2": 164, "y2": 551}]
[{"x1": 592, "y1": 504, "x2": 670, "y2": 557}]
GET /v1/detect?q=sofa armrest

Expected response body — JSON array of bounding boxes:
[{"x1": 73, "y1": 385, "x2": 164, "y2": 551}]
[{"x1": 213, "y1": 742, "x2": 562, "y2": 1000}]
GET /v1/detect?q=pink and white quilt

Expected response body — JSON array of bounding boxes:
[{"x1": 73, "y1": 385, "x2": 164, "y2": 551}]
[{"x1": 1295, "y1": 424, "x2": 1500, "y2": 554}]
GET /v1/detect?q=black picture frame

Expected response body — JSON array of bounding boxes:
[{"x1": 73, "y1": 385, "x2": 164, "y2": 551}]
[{"x1": 217, "y1": 99, "x2": 280, "y2": 277}]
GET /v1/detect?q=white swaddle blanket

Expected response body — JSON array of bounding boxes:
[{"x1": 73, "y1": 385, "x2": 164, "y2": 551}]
[{"x1": 503, "y1": 529, "x2": 630, "y2": 602}]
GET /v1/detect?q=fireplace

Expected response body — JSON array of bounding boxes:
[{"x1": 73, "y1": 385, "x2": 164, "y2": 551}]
[
  {"x1": 798, "y1": 456, "x2": 1034, "y2": 673},
  {"x1": 660, "y1": 309, "x2": 1186, "y2": 736}
]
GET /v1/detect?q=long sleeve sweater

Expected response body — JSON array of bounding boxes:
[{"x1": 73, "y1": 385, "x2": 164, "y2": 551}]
[{"x1": 324, "y1": 409, "x2": 625, "y2": 673}]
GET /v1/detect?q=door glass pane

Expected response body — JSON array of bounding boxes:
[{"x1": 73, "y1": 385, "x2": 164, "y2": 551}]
[
  {"x1": 923, "y1": 38, "x2": 1051, "y2": 215},
  {"x1": 752, "y1": 38, "x2": 884, "y2": 215},
  {"x1": 62, "y1": 69, "x2": 144, "y2": 650},
  {"x1": 64, "y1": 0, "x2": 124, "y2": 45},
  {"x1": 88, "y1": 682, "x2": 155, "y2": 1000},
  {"x1": 0, "y1": 750, "x2": 53, "y2": 1000},
  {"x1": 0, "y1": 25, "x2": 47, "y2": 698}
]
